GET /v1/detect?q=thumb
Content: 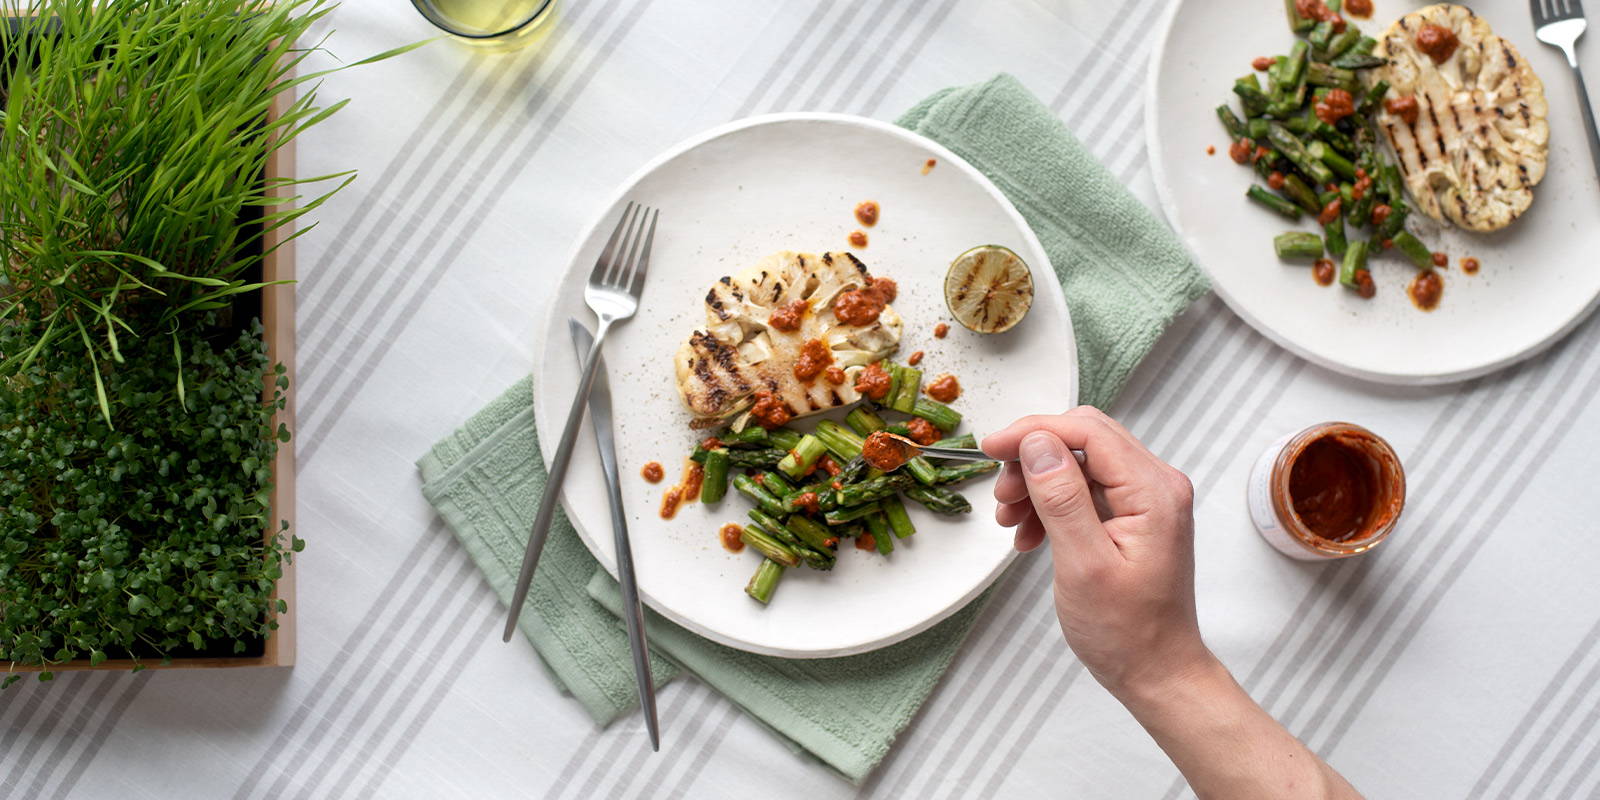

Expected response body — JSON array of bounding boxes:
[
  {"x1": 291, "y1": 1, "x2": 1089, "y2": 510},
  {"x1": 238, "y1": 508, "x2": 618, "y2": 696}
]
[{"x1": 1018, "y1": 431, "x2": 1115, "y2": 562}]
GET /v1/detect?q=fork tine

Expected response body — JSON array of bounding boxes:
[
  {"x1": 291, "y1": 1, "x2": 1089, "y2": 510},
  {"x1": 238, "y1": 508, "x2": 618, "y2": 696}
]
[
  {"x1": 628, "y1": 209, "x2": 658, "y2": 299},
  {"x1": 591, "y1": 202, "x2": 635, "y2": 283},
  {"x1": 604, "y1": 204, "x2": 642, "y2": 287},
  {"x1": 1570, "y1": 0, "x2": 1584, "y2": 19},
  {"x1": 612, "y1": 206, "x2": 650, "y2": 290}
]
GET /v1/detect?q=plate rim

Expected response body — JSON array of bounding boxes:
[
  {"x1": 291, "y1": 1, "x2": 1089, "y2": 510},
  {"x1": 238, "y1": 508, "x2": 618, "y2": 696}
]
[
  {"x1": 1144, "y1": 0, "x2": 1600, "y2": 386},
  {"x1": 530, "y1": 111, "x2": 1074, "y2": 658}
]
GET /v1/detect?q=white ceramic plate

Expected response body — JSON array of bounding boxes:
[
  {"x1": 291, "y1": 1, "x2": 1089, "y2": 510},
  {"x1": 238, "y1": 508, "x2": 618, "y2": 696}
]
[
  {"x1": 532, "y1": 114, "x2": 1076, "y2": 658},
  {"x1": 1147, "y1": 0, "x2": 1600, "y2": 384}
]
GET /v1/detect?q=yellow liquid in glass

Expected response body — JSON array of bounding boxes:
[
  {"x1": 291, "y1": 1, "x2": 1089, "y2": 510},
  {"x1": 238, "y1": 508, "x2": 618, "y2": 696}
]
[{"x1": 424, "y1": 0, "x2": 554, "y2": 38}]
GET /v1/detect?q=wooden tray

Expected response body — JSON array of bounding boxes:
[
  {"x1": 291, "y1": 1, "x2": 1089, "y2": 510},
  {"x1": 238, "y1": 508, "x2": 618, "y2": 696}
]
[{"x1": 8, "y1": 63, "x2": 298, "y2": 673}]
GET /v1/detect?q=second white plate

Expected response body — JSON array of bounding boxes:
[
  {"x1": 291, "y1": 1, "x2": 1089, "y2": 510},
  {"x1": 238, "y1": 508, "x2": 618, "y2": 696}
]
[{"x1": 1148, "y1": 0, "x2": 1600, "y2": 384}]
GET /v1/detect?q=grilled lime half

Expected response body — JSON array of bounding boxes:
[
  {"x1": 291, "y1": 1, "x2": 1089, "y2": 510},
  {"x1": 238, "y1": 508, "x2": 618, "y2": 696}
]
[{"x1": 943, "y1": 245, "x2": 1034, "y2": 334}]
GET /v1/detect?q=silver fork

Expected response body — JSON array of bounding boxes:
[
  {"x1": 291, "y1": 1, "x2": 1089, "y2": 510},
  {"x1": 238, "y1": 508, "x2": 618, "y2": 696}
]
[
  {"x1": 1533, "y1": 0, "x2": 1600, "y2": 183},
  {"x1": 503, "y1": 202, "x2": 658, "y2": 642}
]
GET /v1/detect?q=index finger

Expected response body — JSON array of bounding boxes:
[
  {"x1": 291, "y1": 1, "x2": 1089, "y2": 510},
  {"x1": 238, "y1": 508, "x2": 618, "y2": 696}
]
[{"x1": 981, "y1": 414, "x2": 1155, "y2": 490}]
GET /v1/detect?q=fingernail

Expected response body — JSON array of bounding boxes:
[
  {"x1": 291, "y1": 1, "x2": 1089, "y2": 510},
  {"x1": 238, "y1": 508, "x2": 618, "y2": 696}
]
[{"x1": 1019, "y1": 431, "x2": 1065, "y2": 475}]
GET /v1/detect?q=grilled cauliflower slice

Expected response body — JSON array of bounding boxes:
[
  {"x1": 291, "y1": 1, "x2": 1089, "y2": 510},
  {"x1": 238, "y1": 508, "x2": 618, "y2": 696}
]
[
  {"x1": 1373, "y1": 3, "x2": 1548, "y2": 232},
  {"x1": 675, "y1": 251, "x2": 901, "y2": 429}
]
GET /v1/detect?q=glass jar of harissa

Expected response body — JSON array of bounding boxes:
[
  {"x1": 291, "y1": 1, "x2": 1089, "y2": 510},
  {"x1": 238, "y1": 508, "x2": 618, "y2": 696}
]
[{"x1": 1246, "y1": 422, "x2": 1406, "y2": 561}]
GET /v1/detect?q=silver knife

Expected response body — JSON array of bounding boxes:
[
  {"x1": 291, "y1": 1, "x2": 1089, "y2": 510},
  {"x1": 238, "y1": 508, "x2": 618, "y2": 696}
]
[{"x1": 568, "y1": 317, "x2": 660, "y2": 751}]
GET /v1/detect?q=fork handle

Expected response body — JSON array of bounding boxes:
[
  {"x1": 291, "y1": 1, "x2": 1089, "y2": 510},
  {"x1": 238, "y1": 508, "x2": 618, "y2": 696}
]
[
  {"x1": 1569, "y1": 60, "x2": 1600, "y2": 186},
  {"x1": 502, "y1": 321, "x2": 611, "y2": 641}
]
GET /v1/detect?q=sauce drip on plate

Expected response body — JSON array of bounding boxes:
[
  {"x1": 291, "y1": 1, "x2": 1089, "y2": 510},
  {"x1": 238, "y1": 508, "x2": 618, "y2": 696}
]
[{"x1": 719, "y1": 523, "x2": 745, "y2": 553}]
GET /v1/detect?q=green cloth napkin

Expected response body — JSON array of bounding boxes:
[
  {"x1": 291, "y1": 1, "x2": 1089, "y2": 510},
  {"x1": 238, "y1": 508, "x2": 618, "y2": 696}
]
[{"x1": 416, "y1": 73, "x2": 1207, "y2": 783}]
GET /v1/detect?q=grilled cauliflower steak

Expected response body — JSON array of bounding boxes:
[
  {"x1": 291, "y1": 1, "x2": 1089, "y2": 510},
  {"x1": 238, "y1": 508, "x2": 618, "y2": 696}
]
[
  {"x1": 1372, "y1": 4, "x2": 1548, "y2": 232},
  {"x1": 675, "y1": 251, "x2": 902, "y2": 429}
]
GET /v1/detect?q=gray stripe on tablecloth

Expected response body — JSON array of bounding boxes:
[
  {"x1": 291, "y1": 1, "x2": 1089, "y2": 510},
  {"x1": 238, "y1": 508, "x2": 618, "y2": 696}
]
[
  {"x1": 295, "y1": 0, "x2": 626, "y2": 392},
  {"x1": 295, "y1": 56, "x2": 497, "y2": 329},
  {"x1": 611, "y1": 683, "x2": 719, "y2": 799},
  {"x1": 662, "y1": 702, "x2": 741, "y2": 800},
  {"x1": 826, "y1": 0, "x2": 924, "y2": 113},
  {"x1": 231, "y1": 527, "x2": 446, "y2": 798},
  {"x1": 1469, "y1": 615, "x2": 1600, "y2": 798},
  {"x1": 557, "y1": 1, "x2": 961, "y2": 791},
  {"x1": 966, "y1": 664, "x2": 1088, "y2": 800},
  {"x1": 348, "y1": 583, "x2": 503, "y2": 800},
  {"x1": 855, "y1": 0, "x2": 961, "y2": 117},
  {"x1": 568, "y1": 683, "x2": 704, "y2": 800},
  {"x1": 728, "y1": 1, "x2": 841, "y2": 119},
  {"x1": 310, "y1": 560, "x2": 490, "y2": 797},
  {"x1": 20, "y1": 673, "x2": 123, "y2": 799},
  {"x1": 297, "y1": 0, "x2": 653, "y2": 460},
  {"x1": 1066, "y1": 0, "x2": 1167, "y2": 148},
  {"x1": 777, "y1": 0, "x2": 875, "y2": 111},
  {"x1": 1310, "y1": 328, "x2": 1600, "y2": 754},
  {"x1": 259, "y1": 543, "x2": 477, "y2": 798},
  {"x1": 0, "y1": 673, "x2": 78, "y2": 767},
  {"x1": 1523, "y1": 645, "x2": 1600, "y2": 798},
  {"x1": 47, "y1": 674, "x2": 146, "y2": 800},
  {"x1": 1, "y1": 674, "x2": 113, "y2": 799},
  {"x1": 1551, "y1": 692, "x2": 1600, "y2": 798}
]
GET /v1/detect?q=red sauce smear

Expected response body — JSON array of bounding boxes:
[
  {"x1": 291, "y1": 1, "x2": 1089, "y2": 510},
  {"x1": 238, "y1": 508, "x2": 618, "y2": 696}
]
[
  {"x1": 1295, "y1": 0, "x2": 1345, "y2": 30},
  {"x1": 793, "y1": 337, "x2": 834, "y2": 383},
  {"x1": 854, "y1": 362, "x2": 892, "y2": 400},
  {"x1": 922, "y1": 158, "x2": 937, "y2": 175},
  {"x1": 767, "y1": 298, "x2": 807, "y2": 332},
  {"x1": 700, "y1": 436, "x2": 723, "y2": 449},
  {"x1": 659, "y1": 460, "x2": 705, "y2": 519},
  {"x1": 794, "y1": 492, "x2": 821, "y2": 515},
  {"x1": 1416, "y1": 23, "x2": 1459, "y2": 63},
  {"x1": 1385, "y1": 95, "x2": 1419, "y2": 126},
  {"x1": 720, "y1": 523, "x2": 745, "y2": 553},
  {"x1": 861, "y1": 431, "x2": 916, "y2": 472},
  {"x1": 1289, "y1": 437, "x2": 1377, "y2": 541},
  {"x1": 824, "y1": 365, "x2": 846, "y2": 385},
  {"x1": 1317, "y1": 198, "x2": 1343, "y2": 226},
  {"x1": 908, "y1": 350, "x2": 924, "y2": 366},
  {"x1": 926, "y1": 374, "x2": 961, "y2": 403},
  {"x1": 1344, "y1": 0, "x2": 1372, "y2": 18},
  {"x1": 640, "y1": 461, "x2": 664, "y2": 483},
  {"x1": 1370, "y1": 204, "x2": 1392, "y2": 226},
  {"x1": 854, "y1": 201, "x2": 879, "y2": 227},
  {"x1": 1267, "y1": 171, "x2": 1286, "y2": 190},
  {"x1": 832, "y1": 278, "x2": 895, "y2": 326},
  {"x1": 749, "y1": 390, "x2": 792, "y2": 430},
  {"x1": 1461, "y1": 257, "x2": 1480, "y2": 275},
  {"x1": 1252, "y1": 56, "x2": 1276, "y2": 71},
  {"x1": 1229, "y1": 137, "x2": 1255, "y2": 164},
  {"x1": 1314, "y1": 88, "x2": 1356, "y2": 126},
  {"x1": 1312, "y1": 258, "x2": 1336, "y2": 287},
  {"x1": 933, "y1": 322, "x2": 949, "y2": 338},
  {"x1": 848, "y1": 230, "x2": 868, "y2": 248},
  {"x1": 856, "y1": 533, "x2": 877, "y2": 551},
  {"x1": 1408, "y1": 270, "x2": 1443, "y2": 311},
  {"x1": 1431, "y1": 251, "x2": 1448, "y2": 268},
  {"x1": 906, "y1": 417, "x2": 942, "y2": 446},
  {"x1": 1351, "y1": 170, "x2": 1372, "y2": 201},
  {"x1": 818, "y1": 455, "x2": 842, "y2": 477},
  {"x1": 1354, "y1": 269, "x2": 1376, "y2": 299},
  {"x1": 1207, "y1": 145, "x2": 1216, "y2": 156}
]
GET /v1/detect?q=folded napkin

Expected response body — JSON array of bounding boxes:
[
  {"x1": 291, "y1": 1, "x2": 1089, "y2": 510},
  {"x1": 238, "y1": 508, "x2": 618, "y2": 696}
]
[{"x1": 417, "y1": 73, "x2": 1207, "y2": 783}]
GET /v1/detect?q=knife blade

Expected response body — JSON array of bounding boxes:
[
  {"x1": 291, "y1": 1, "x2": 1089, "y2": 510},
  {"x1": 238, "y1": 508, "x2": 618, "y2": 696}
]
[{"x1": 568, "y1": 317, "x2": 660, "y2": 751}]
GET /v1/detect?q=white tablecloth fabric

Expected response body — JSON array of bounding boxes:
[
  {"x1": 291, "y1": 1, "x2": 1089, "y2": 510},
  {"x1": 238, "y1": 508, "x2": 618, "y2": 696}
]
[{"x1": 6, "y1": 1, "x2": 1600, "y2": 797}]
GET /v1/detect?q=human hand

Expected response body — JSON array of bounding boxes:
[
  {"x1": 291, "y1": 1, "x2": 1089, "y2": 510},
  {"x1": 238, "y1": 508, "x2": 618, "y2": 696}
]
[{"x1": 982, "y1": 407, "x2": 1214, "y2": 700}]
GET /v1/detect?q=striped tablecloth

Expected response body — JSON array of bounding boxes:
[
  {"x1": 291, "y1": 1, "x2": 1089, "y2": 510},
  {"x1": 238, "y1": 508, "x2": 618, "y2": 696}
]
[{"x1": 6, "y1": 1, "x2": 1600, "y2": 797}]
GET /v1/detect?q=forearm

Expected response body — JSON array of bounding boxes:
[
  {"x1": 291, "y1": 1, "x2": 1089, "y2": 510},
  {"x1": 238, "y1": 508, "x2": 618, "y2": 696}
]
[{"x1": 1114, "y1": 655, "x2": 1362, "y2": 800}]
